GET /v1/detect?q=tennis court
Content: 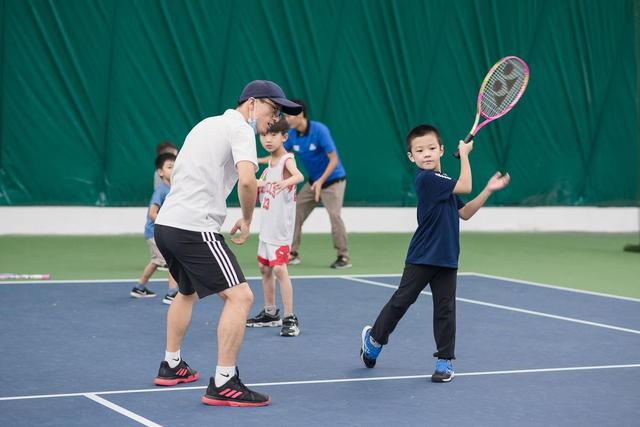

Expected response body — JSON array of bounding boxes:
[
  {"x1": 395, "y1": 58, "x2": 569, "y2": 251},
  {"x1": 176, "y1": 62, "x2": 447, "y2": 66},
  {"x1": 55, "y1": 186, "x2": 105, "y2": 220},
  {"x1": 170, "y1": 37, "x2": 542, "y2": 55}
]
[
  {"x1": 1, "y1": 0, "x2": 640, "y2": 426},
  {"x1": 1, "y1": 273, "x2": 638, "y2": 426}
]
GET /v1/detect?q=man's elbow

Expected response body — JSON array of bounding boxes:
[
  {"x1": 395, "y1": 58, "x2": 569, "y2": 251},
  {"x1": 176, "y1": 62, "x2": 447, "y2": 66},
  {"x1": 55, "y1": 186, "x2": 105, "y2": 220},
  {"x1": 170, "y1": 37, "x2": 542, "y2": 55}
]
[{"x1": 238, "y1": 178, "x2": 256, "y2": 190}]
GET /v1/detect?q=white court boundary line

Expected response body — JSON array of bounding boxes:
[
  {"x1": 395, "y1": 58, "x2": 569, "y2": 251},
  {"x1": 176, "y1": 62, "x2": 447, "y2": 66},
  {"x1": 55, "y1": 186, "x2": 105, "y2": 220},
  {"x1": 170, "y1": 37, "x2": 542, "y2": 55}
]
[
  {"x1": 2, "y1": 272, "x2": 638, "y2": 303},
  {"x1": 84, "y1": 394, "x2": 162, "y2": 427},
  {"x1": 465, "y1": 272, "x2": 640, "y2": 303},
  {"x1": 0, "y1": 273, "x2": 403, "y2": 286},
  {"x1": 2, "y1": 363, "x2": 639, "y2": 402},
  {"x1": 342, "y1": 277, "x2": 640, "y2": 335}
]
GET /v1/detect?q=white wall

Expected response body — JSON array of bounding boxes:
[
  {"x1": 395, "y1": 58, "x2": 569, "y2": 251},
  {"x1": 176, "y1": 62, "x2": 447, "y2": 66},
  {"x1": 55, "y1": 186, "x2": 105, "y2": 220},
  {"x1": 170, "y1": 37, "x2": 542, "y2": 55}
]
[{"x1": 0, "y1": 207, "x2": 638, "y2": 235}]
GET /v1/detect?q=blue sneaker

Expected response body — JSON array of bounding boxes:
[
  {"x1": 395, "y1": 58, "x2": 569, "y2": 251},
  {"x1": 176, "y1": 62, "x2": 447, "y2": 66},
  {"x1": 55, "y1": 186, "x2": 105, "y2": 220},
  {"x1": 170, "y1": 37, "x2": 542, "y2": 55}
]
[
  {"x1": 431, "y1": 359, "x2": 454, "y2": 383},
  {"x1": 360, "y1": 325, "x2": 382, "y2": 368}
]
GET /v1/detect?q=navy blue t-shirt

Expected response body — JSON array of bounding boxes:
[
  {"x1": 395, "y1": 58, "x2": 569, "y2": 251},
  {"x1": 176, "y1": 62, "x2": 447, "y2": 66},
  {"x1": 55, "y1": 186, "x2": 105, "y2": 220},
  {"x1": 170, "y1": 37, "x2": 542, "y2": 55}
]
[
  {"x1": 284, "y1": 121, "x2": 346, "y2": 183},
  {"x1": 405, "y1": 169, "x2": 466, "y2": 268}
]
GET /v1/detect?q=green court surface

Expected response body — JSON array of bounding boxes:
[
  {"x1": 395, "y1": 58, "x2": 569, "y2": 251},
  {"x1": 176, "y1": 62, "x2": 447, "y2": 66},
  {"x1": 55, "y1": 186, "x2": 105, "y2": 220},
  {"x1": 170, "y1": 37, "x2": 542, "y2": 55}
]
[{"x1": 0, "y1": 233, "x2": 638, "y2": 298}]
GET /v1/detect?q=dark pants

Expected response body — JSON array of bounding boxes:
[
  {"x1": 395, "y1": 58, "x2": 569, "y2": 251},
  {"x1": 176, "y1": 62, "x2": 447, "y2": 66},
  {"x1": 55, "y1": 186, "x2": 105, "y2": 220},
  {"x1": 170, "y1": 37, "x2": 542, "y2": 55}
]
[{"x1": 371, "y1": 264, "x2": 457, "y2": 359}]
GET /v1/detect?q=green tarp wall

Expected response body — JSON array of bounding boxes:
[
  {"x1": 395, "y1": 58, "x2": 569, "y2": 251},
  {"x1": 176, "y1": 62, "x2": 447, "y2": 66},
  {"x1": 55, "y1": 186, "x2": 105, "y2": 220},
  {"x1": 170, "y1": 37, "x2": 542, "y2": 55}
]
[{"x1": 0, "y1": 0, "x2": 637, "y2": 206}]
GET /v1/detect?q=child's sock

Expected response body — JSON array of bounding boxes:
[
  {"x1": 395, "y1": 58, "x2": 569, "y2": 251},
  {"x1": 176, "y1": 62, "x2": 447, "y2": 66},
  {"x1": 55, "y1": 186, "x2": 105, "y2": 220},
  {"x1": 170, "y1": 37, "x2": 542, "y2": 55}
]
[
  {"x1": 214, "y1": 366, "x2": 236, "y2": 387},
  {"x1": 167, "y1": 288, "x2": 178, "y2": 297},
  {"x1": 136, "y1": 284, "x2": 147, "y2": 291},
  {"x1": 165, "y1": 349, "x2": 181, "y2": 368},
  {"x1": 369, "y1": 335, "x2": 381, "y2": 348},
  {"x1": 264, "y1": 305, "x2": 277, "y2": 316}
]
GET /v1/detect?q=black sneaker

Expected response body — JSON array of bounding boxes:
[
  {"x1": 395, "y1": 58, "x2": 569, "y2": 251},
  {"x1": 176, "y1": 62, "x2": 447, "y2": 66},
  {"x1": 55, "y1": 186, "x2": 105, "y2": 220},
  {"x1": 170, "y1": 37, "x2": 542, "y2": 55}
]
[
  {"x1": 288, "y1": 251, "x2": 301, "y2": 265},
  {"x1": 330, "y1": 255, "x2": 352, "y2": 269},
  {"x1": 130, "y1": 287, "x2": 156, "y2": 298},
  {"x1": 202, "y1": 369, "x2": 271, "y2": 407},
  {"x1": 280, "y1": 314, "x2": 300, "y2": 337},
  {"x1": 246, "y1": 309, "x2": 282, "y2": 327},
  {"x1": 154, "y1": 359, "x2": 199, "y2": 386},
  {"x1": 162, "y1": 292, "x2": 177, "y2": 305}
]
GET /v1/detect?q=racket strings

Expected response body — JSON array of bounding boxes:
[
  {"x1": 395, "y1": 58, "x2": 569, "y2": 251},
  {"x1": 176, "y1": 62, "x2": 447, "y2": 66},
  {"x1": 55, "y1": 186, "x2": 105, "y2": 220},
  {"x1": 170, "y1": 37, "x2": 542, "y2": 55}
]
[{"x1": 481, "y1": 59, "x2": 527, "y2": 118}]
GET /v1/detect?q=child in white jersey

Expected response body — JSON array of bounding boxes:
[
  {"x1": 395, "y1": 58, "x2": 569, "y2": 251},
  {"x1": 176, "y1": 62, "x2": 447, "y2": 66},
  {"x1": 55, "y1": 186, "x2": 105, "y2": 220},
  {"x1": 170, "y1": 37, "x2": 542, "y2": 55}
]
[{"x1": 246, "y1": 118, "x2": 304, "y2": 336}]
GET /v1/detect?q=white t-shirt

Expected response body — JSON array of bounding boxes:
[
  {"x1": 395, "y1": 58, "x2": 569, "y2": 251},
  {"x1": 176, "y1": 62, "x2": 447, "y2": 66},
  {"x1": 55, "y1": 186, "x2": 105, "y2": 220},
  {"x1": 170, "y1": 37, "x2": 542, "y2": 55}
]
[
  {"x1": 156, "y1": 109, "x2": 257, "y2": 233},
  {"x1": 258, "y1": 153, "x2": 296, "y2": 245}
]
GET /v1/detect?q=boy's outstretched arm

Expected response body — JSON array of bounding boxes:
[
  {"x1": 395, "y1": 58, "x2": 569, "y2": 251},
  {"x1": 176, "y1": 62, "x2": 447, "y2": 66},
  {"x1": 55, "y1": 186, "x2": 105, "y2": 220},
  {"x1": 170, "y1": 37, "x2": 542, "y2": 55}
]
[
  {"x1": 459, "y1": 172, "x2": 510, "y2": 220},
  {"x1": 453, "y1": 139, "x2": 473, "y2": 194}
]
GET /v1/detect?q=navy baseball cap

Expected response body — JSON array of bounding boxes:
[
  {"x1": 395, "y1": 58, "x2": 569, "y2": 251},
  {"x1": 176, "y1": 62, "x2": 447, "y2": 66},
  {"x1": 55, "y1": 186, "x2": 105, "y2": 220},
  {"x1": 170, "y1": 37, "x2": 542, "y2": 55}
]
[{"x1": 238, "y1": 80, "x2": 303, "y2": 115}]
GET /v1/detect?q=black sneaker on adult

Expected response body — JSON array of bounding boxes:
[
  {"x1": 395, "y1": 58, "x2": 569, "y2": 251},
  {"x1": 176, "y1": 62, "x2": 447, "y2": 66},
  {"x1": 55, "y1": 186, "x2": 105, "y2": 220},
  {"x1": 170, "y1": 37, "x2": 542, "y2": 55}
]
[
  {"x1": 288, "y1": 251, "x2": 301, "y2": 265},
  {"x1": 246, "y1": 309, "x2": 282, "y2": 327},
  {"x1": 154, "y1": 359, "x2": 199, "y2": 386},
  {"x1": 130, "y1": 287, "x2": 156, "y2": 298},
  {"x1": 280, "y1": 314, "x2": 300, "y2": 337},
  {"x1": 162, "y1": 293, "x2": 177, "y2": 305},
  {"x1": 330, "y1": 255, "x2": 352, "y2": 269},
  {"x1": 202, "y1": 370, "x2": 271, "y2": 407}
]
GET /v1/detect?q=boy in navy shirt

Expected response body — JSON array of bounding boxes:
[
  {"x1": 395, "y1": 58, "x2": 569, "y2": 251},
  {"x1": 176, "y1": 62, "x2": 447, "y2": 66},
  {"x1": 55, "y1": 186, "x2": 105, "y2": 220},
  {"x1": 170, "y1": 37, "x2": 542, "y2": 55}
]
[{"x1": 360, "y1": 124, "x2": 510, "y2": 382}]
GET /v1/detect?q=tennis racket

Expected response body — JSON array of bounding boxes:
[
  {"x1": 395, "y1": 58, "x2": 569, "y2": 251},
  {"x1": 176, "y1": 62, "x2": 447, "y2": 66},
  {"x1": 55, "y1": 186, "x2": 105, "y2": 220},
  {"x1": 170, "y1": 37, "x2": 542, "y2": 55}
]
[{"x1": 454, "y1": 56, "x2": 529, "y2": 158}]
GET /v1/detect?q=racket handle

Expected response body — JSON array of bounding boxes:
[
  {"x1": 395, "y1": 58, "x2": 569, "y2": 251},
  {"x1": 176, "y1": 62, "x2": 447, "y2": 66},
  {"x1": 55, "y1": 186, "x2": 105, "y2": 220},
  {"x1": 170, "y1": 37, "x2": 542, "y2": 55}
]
[{"x1": 453, "y1": 134, "x2": 474, "y2": 159}]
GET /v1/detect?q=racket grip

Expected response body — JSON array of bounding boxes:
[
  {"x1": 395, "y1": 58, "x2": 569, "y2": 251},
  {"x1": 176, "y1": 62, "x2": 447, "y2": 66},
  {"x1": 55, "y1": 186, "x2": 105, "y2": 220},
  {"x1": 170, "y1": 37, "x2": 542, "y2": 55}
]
[{"x1": 453, "y1": 134, "x2": 474, "y2": 159}]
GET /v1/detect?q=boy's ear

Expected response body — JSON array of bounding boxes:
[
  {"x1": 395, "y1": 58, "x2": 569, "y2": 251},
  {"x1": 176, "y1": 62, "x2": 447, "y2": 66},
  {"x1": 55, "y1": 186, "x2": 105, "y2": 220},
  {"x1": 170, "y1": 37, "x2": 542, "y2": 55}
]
[
  {"x1": 407, "y1": 152, "x2": 415, "y2": 163},
  {"x1": 282, "y1": 132, "x2": 289, "y2": 141}
]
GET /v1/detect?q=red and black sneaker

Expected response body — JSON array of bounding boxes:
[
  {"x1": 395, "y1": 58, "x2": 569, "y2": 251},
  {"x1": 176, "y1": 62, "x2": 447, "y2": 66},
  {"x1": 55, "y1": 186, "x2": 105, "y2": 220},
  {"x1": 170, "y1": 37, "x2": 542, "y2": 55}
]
[
  {"x1": 202, "y1": 369, "x2": 271, "y2": 407},
  {"x1": 154, "y1": 359, "x2": 199, "y2": 386}
]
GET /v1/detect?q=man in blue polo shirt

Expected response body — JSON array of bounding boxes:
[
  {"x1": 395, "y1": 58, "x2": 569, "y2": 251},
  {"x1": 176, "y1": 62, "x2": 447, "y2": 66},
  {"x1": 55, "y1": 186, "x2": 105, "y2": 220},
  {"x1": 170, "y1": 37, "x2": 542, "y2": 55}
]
[{"x1": 283, "y1": 99, "x2": 350, "y2": 269}]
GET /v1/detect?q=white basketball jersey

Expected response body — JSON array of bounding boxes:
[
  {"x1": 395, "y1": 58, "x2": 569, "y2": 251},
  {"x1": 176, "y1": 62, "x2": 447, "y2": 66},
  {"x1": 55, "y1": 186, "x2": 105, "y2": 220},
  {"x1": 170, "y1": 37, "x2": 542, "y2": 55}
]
[{"x1": 258, "y1": 153, "x2": 296, "y2": 245}]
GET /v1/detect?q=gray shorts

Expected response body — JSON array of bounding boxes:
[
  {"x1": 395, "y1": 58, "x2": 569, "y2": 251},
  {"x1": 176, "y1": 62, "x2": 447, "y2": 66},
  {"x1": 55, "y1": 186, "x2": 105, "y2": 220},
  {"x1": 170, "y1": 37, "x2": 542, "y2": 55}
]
[{"x1": 147, "y1": 238, "x2": 167, "y2": 266}]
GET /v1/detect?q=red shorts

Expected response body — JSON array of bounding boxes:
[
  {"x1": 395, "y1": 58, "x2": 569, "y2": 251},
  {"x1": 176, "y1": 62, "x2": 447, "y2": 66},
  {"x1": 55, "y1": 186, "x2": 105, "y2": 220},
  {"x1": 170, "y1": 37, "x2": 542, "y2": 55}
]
[{"x1": 257, "y1": 241, "x2": 290, "y2": 267}]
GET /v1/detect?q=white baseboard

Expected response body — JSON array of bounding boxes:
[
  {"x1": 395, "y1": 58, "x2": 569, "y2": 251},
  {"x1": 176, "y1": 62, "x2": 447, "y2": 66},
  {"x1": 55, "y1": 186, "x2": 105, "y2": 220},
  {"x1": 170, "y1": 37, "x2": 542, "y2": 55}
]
[{"x1": 0, "y1": 207, "x2": 637, "y2": 235}]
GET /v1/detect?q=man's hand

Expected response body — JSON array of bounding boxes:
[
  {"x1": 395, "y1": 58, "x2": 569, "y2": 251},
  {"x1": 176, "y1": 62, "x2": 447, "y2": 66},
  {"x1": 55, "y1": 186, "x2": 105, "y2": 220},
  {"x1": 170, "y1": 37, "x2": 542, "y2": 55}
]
[
  {"x1": 310, "y1": 181, "x2": 323, "y2": 202},
  {"x1": 230, "y1": 218, "x2": 251, "y2": 245}
]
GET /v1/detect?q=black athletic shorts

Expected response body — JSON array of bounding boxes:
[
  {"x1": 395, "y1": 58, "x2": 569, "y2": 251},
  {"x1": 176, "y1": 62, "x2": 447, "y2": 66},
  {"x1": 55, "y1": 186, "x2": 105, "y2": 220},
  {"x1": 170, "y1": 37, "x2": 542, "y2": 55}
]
[{"x1": 154, "y1": 224, "x2": 246, "y2": 298}]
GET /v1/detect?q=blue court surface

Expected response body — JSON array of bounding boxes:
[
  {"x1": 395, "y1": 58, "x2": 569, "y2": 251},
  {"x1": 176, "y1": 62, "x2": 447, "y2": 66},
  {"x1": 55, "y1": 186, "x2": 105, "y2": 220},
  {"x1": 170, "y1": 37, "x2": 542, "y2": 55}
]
[{"x1": 1, "y1": 273, "x2": 639, "y2": 426}]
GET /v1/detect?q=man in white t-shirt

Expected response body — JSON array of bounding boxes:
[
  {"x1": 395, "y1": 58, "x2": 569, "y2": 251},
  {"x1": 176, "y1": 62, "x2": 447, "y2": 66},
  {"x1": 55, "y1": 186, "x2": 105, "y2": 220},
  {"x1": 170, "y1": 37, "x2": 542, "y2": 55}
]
[{"x1": 152, "y1": 80, "x2": 301, "y2": 407}]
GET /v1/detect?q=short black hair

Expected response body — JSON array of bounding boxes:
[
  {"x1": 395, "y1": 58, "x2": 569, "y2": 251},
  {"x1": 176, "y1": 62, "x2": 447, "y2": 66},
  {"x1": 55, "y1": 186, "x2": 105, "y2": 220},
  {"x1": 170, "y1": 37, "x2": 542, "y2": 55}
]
[
  {"x1": 266, "y1": 117, "x2": 290, "y2": 134},
  {"x1": 290, "y1": 98, "x2": 307, "y2": 117},
  {"x1": 406, "y1": 124, "x2": 442, "y2": 152},
  {"x1": 156, "y1": 141, "x2": 177, "y2": 155},
  {"x1": 155, "y1": 152, "x2": 176, "y2": 170}
]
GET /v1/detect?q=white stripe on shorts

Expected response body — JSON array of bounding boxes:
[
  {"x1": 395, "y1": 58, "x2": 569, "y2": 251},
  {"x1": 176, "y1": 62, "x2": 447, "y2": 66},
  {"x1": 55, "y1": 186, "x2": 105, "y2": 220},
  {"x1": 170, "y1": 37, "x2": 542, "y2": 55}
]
[
  {"x1": 208, "y1": 232, "x2": 240, "y2": 285},
  {"x1": 214, "y1": 240, "x2": 240, "y2": 284},
  {"x1": 201, "y1": 232, "x2": 233, "y2": 287}
]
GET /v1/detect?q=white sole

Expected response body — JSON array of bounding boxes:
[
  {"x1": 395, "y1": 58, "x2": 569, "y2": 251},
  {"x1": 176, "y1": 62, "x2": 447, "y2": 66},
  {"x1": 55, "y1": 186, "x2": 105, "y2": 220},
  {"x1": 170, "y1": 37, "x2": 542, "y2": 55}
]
[
  {"x1": 130, "y1": 292, "x2": 156, "y2": 298},
  {"x1": 246, "y1": 321, "x2": 282, "y2": 328},
  {"x1": 360, "y1": 325, "x2": 371, "y2": 355}
]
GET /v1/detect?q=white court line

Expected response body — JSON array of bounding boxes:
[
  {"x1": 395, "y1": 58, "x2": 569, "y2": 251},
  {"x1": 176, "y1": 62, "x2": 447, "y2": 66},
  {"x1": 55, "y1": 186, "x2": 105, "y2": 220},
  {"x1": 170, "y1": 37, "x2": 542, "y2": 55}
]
[
  {"x1": 3, "y1": 272, "x2": 638, "y2": 304},
  {"x1": 465, "y1": 272, "x2": 640, "y2": 303},
  {"x1": 84, "y1": 393, "x2": 162, "y2": 427},
  {"x1": 2, "y1": 363, "x2": 639, "y2": 402},
  {"x1": 342, "y1": 276, "x2": 640, "y2": 335},
  {"x1": 0, "y1": 273, "x2": 403, "y2": 286}
]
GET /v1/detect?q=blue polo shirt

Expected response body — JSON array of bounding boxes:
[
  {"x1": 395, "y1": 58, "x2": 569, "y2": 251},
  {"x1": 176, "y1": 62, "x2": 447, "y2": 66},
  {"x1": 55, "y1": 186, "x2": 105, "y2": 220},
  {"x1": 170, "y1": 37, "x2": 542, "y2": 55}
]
[
  {"x1": 405, "y1": 169, "x2": 466, "y2": 268},
  {"x1": 284, "y1": 120, "x2": 346, "y2": 183},
  {"x1": 144, "y1": 182, "x2": 170, "y2": 239}
]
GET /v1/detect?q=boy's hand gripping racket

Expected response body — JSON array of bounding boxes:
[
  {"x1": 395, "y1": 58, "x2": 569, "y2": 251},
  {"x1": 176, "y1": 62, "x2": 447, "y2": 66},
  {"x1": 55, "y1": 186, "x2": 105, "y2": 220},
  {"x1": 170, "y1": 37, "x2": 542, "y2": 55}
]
[{"x1": 454, "y1": 56, "x2": 529, "y2": 158}]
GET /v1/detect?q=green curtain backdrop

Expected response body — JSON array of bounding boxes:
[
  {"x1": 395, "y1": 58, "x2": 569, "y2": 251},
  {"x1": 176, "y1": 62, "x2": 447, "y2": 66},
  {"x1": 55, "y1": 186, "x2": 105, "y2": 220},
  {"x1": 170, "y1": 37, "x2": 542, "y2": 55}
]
[{"x1": 0, "y1": 0, "x2": 637, "y2": 206}]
